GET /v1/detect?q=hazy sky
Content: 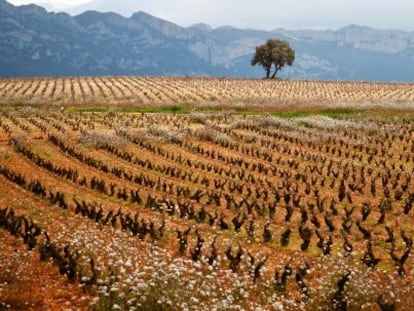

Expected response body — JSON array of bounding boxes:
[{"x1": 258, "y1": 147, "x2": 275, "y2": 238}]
[{"x1": 8, "y1": 0, "x2": 414, "y2": 31}]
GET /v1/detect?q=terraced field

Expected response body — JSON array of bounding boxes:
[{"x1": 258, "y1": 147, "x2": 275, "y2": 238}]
[{"x1": 1, "y1": 106, "x2": 414, "y2": 310}]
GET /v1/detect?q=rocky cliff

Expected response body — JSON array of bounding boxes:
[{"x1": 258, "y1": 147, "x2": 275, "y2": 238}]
[{"x1": 1, "y1": 0, "x2": 413, "y2": 81}]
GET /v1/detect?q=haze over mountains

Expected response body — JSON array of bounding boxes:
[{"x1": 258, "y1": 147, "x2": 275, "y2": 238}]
[{"x1": 1, "y1": 0, "x2": 414, "y2": 81}]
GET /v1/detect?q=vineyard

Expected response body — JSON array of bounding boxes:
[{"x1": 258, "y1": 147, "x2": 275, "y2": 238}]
[
  {"x1": 1, "y1": 77, "x2": 414, "y2": 111},
  {"x1": 0, "y1": 98, "x2": 414, "y2": 310}
]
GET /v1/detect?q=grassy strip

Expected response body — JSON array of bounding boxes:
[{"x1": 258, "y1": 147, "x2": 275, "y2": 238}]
[
  {"x1": 2, "y1": 103, "x2": 414, "y2": 120},
  {"x1": 63, "y1": 106, "x2": 365, "y2": 117},
  {"x1": 64, "y1": 105, "x2": 188, "y2": 114},
  {"x1": 268, "y1": 108, "x2": 362, "y2": 119}
]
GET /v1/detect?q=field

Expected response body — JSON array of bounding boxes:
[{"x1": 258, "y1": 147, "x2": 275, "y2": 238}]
[
  {"x1": 1, "y1": 77, "x2": 414, "y2": 310},
  {"x1": 1, "y1": 77, "x2": 414, "y2": 112}
]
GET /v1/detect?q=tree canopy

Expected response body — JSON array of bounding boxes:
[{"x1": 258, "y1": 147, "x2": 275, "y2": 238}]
[{"x1": 251, "y1": 39, "x2": 295, "y2": 79}]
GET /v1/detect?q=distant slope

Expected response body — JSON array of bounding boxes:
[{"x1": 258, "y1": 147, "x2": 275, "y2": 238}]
[{"x1": 1, "y1": 0, "x2": 414, "y2": 81}]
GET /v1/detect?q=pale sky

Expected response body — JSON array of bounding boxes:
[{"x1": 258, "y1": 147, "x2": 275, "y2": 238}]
[{"x1": 7, "y1": 0, "x2": 414, "y2": 31}]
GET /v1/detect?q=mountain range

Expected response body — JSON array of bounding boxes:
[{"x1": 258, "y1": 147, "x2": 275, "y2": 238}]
[{"x1": 1, "y1": 0, "x2": 414, "y2": 81}]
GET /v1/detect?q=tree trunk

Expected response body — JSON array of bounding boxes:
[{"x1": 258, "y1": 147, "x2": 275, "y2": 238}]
[
  {"x1": 271, "y1": 65, "x2": 279, "y2": 79},
  {"x1": 266, "y1": 67, "x2": 271, "y2": 79}
]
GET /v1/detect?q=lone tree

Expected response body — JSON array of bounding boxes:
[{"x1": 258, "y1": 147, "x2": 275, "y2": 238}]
[{"x1": 251, "y1": 39, "x2": 295, "y2": 79}]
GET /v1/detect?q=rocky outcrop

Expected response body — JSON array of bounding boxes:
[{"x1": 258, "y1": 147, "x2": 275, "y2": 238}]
[
  {"x1": 278, "y1": 25, "x2": 414, "y2": 55},
  {"x1": 0, "y1": 0, "x2": 413, "y2": 81}
]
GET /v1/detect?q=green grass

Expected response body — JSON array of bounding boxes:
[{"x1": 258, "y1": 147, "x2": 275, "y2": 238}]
[
  {"x1": 59, "y1": 105, "x2": 366, "y2": 119},
  {"x1": 64, "y1": 105, "x2": 188, "y2": 114},
  {"x1": 270, "y1": 111, "x2": 309, "y2": 118},
  {"x1": 143, "y1": 105, "x2": 187, "y2": 113},
  {"x1": 66, "y1": 107, "x2": 109, "y2": 113},
  {"x1": 318, "y1": 108, "x2": 362, "y2": 119},
  {"x1": 268, "y1": 108, "x2": 362, "y2": 119},
  {"x1": 3, "y1": 103, "x2": 414, "y2": 122}
]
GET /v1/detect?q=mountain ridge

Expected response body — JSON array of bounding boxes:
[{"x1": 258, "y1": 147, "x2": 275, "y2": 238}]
[{"x1": 1, "y1": 0, "x2": 414, "y2": 81}]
